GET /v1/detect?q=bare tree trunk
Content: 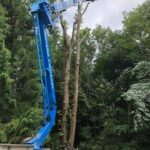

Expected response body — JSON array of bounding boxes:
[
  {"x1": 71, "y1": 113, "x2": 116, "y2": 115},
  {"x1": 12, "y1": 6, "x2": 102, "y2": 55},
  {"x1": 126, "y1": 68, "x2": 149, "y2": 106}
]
[
  {"x1": 61, "y1": 17, "x2": 76, "y2": 149},
  {"x1": 60, "y1": 2, "x2": 89, "y2": 149},
  {"x1": 67, "y1": 3, "x2": 89, "y2": 150},
  {"x1": 67, "y1": 5, "x2": 81, "y2": 150},
  {"x1": 61, "y1": 17, "x2": 72, "y2": 148},
  {"x1": 62, "y1": 45, "x2": 72, "y2": 148}
]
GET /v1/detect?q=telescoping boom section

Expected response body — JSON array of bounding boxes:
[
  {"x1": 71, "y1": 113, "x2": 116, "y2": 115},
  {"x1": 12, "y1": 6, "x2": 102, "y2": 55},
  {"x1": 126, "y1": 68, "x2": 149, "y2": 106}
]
[{"x1": 27, "y1": 0, "x2": 94, "y2": 149}]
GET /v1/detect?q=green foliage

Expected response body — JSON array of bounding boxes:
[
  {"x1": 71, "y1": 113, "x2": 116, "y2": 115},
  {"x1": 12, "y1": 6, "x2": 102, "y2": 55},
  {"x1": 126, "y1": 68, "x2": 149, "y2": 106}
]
[
  {"x1": 78, "y1": 1, "x2": 150, "y2": 149},
  {"x1": 0, "y1": 48, "x2": 15, "y2": 110},
  {"x1": 0, "y1": 124, "x2": 7, "y2": 143},
  {"x1": 0, "y1": 0, "x2": 150, "y2": 149},
  {"x1": 0, "y1": 4, "x2": 15, "y2": 122},
  {"x1": 0, "y1": 4, "x2": 9, "y2": 39},
  {"x1": 122, "y1": 61, "x2": 150, "y2": 131},
  {"x1": 132, "y1": 61, "x2": 150, "y2": 81},
  {"x1": 123, "y1": 82, "x2": 150, "y2": 130},
  {"x1": 93, "y1": 25, "x2": 115, "y2": 53},
  {"x1": 123, "y1": 0, "x2": 150, "y2": 60},
  {"x1": 3, "y1": 107, "x2": 43, "y2": 143}
]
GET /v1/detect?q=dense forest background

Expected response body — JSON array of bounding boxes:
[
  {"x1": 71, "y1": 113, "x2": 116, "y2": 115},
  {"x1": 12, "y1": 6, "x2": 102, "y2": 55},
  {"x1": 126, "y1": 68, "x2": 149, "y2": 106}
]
[{"x1": 0, "y1": 0, "x2": 150, "y2": 150}]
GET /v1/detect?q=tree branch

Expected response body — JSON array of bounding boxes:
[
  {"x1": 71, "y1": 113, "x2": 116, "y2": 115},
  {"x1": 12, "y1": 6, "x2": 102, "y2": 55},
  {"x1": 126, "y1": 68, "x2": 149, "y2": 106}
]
[
  {"x1": 60, "y1": 16, "x2": 71, "y2": 49},
  {"x1": 81, "y1": 2, "x2": 90, "y2": 17},
  {"x1": 71, "y1": 21, "x2": 77, "y2": 45}
]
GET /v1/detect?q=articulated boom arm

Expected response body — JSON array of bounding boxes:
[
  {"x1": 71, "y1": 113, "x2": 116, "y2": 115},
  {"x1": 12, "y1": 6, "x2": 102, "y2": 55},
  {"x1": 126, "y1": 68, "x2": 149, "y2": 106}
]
[
  {"x1": 27, "y1": 0, "x2": 94, "y2": 149},
  {"x1": 31, "y1": 0, "x2": 94, "y2": 28}
]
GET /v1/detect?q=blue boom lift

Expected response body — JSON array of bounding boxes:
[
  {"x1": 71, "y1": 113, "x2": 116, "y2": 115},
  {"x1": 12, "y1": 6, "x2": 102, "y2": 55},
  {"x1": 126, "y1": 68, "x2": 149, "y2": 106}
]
[{"x1": 27, "y1": 0, "x2": 94, "y2": 149}]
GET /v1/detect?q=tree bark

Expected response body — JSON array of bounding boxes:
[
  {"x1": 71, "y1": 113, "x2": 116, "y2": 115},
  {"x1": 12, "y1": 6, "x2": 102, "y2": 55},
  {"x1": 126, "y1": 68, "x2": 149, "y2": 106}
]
[
  {"x1": 61, "y1": 17, "x2": 72, "y2": 148},
  {"x1": 60, "y1": 17, "x2": 76, "y2": 149},
  {"x1": 60, "y1": 3, "x2": 89, "y2": 149},
  {"x1": 67, "y1": 3, "x2": 89, "y2": 150}
]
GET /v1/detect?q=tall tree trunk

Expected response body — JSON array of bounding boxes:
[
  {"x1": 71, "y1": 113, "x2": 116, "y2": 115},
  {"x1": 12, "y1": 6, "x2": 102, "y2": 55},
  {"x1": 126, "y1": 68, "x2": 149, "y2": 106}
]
[
  {"x1": 67, "y1": 4, "x2": 82, "y2": 150},
  {"x1": 61, "y1": 17, "x2": 76, "y2": 149},
  {"x1": 55, "y1": 0, "x2": 71, "y2": 147},
  {"x1": 67, "y1": 3, "x2": 89, "y2": 149},
  {"x1": 61, "y1": 18, "x2": 72, "y2": 148},
  {"x1": 62, "y1": 45, "x2": 72, "y2": 148},
  {"x1": 60, "y1": 3, "x2": 89, "y2": 149}
]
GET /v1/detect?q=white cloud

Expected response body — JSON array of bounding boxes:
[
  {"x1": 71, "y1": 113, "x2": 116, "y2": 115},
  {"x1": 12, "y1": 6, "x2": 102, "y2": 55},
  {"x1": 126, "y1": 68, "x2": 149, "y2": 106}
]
[{"x1": 63, "y1": 0, "x2": 146, "y2": 32}]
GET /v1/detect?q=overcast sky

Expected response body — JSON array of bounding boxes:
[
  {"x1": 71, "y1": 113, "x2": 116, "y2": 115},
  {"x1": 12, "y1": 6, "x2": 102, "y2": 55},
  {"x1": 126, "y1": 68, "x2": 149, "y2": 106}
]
[{"x1": 63, "y1": 0, "x2": 147, "y2": 33}]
